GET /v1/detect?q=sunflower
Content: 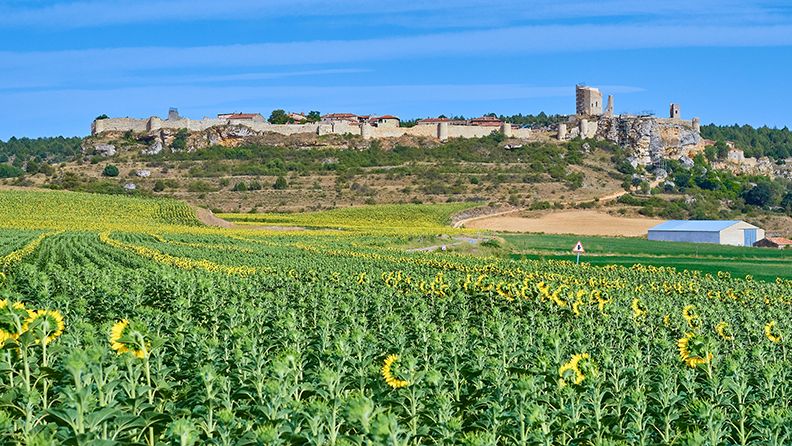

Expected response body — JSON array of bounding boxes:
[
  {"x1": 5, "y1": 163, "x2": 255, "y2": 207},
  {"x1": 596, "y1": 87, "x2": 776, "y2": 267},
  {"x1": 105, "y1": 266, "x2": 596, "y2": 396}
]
[
  {"x1": 663, "y1": 314, "x2": 671, "y2": 327},
  {"x1": 631, "y1": 298, "x2": 646, "y2": 319},
  {"x1": 764, "y1": 321, "x2": 782, "y2": 344},
  {"x1": 681, "y1": 305, "x2": 700, "y2": 329},
  {"x1": 109, "y1": 319, "x2": 148, "y2": 358},
  {"x1": 559, "y1": 353, "x2": 590, "y2": 386},
  {"x1": 381, "y1": 354, "x2": 409, "y2": 389},
  {"x1": 715, "y1": 321, "x2": 734, "y2": 341},
  {"x1": 0, "y1": 300, "x2": 29, "y2": 344},
  {"x1": 21, "y1": 309, "x2": 65, "y2": 345},
  {"x1": 677, "y1": 332, "x2": 713, "y2": 368}
]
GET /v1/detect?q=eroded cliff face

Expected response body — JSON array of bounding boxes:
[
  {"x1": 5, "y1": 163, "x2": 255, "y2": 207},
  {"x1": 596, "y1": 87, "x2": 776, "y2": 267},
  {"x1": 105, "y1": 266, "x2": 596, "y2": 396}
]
[
  {"x1": 565, "y1": 115, "x2": 707, "y2": 167},
  {"x1": 598, "y1": 117, "x2": 706, "y2": 167}
]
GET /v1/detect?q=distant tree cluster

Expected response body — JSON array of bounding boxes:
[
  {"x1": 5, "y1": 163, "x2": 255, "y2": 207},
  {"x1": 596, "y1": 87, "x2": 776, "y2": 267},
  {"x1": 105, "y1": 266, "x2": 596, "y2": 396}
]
[
  {"x1": 701, "y1": 124, "x2": 792, "y2": 160},
  {"x1": 0, "y1": 136, "x2": 82, "y2": 178},
  {"x1": 499, "y1": 112, "x2": 568, "y2": 128},
  {"x1": 269, "y1": 110, "x2": 321, "y2": 124}
]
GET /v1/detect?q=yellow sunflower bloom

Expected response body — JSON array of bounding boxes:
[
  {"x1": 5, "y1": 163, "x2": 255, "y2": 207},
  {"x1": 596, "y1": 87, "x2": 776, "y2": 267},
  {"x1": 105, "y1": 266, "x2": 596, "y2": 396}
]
[
  {"x1": 631, "y1": 298, "x2": 646, "y2": 319},
  {"x1": 559, "y1": 353, "x2": 590, "y2": 386},
  {"x1": 715, "y1": 321, "x2": 734, "y2": 341},
  {"x1": 22, "y1": 309, "x2": 65, "y2": 345},
  {"x1": 381, "y1": 354, "x2": 409, "y2": 389},
  {"x1": 677, "y1": 332, "x2": 713, "y2": 368},
  {"x1": 109, "y1": 319, "x2": 148, "y2": 359},
  {"x1": 764, "y1": 321, "x2": 782, "y2": 344}
]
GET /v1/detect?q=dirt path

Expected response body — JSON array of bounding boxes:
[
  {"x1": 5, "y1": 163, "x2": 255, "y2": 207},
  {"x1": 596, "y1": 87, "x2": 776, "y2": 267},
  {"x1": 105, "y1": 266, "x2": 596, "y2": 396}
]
[
  {"x1": 466, "y1": 210, "x2": 663, "y2": 237},
  {"x1": 454, "y1": 179, "x2": 665, "y2": 236},
  {"x1": 194, "y1": 207, "x2": 234, "y2": 228}
]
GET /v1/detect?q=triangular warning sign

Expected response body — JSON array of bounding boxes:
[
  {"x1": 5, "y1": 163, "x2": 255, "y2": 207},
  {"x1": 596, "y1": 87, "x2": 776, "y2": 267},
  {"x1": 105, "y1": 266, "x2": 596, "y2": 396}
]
[{"x1": 572, "y1": 241, "x2": 585, "y2": 253}]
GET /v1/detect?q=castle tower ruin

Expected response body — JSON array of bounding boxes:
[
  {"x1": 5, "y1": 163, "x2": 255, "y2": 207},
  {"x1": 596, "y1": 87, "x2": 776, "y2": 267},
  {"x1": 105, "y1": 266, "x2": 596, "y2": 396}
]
[
  {"x1": 437, "y1": 121, "x2": 449, "y2": 141},
  {"x1": 576, "y1": 85, "x2": 602, "y2": 116},
  {"x1": 557, "y1": 123, "x2": 567, "y2": 140},
  {"x1": 669, "y1": 103, "x2": 680, "y2": 119},
  {"x1": 168, "y1": 107, "x2": 180, "y2": 121},
  {"x1": 692, "y1": 117, "x2": 701, "y2": 133},
  {"x1": 501, "y1": 122, "x2": 513, "y2": 138},
  {"x1": 605, "y1": 95, "x2": 614, "y2": 117}
]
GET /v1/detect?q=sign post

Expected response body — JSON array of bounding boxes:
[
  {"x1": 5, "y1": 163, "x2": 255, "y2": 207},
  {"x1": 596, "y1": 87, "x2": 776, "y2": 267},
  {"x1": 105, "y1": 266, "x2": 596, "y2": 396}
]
[{"x1": 572, "y1": 241, "x2": 585, "y2": 265}]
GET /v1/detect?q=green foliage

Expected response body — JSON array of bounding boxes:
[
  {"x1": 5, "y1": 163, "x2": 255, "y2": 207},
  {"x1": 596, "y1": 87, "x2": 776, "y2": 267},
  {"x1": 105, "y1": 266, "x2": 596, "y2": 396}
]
[
  {"x1": 95, "y1": 114, "x2": 109, "y2": 120},
  {"x1": 0, "y1": 136, "x2": 82, "y2": 164},
  {"x1": 268, "y1": 109, "x2": 289, "y2": 124},
  {"x1": 306, "y1": 111, "x2": 321, "y2": 122},
  {"x1": 273, "y1": 176, "x2": 288, "y2": 190},
  {"x1": 701, "y1": 124, "x2": 792, "y2": 160},
  {"x1": 170, "y1": 129, "x2": 189, "y2": 152},
  {"x1": 742, "y1": 181, "x2": 776, "y2": 207},
  {"x1": 219, "y1": 202, "x2": 476, "y2": 229},
  {"x1": 0, "y1": 163, "x2": 24, "y2": 178},
  {"x1": 102, "y1": 164, "x2": 119, "y2": 177}
]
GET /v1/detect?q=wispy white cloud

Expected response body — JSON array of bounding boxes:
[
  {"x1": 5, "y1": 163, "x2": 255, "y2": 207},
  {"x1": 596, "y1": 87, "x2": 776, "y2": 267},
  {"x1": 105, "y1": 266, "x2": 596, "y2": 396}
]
[
  {"x1": 0, "y1": 0, "x2": 787, "y2": 29},
  {"x1": 2, "y1": 23, "x2": 792, "y2": 84}
]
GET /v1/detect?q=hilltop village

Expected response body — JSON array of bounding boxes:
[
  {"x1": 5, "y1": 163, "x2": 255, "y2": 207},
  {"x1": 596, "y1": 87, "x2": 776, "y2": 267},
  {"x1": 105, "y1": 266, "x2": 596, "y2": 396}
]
[{"x1": 91, "y1": 85, "x2": 708, "y2": 167}]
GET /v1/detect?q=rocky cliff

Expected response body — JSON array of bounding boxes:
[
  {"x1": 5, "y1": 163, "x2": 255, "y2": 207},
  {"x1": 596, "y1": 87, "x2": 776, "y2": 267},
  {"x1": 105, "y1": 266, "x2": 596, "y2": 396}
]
[{"x1": 564, "y1": 115, "x2": 707, "y2": 167}]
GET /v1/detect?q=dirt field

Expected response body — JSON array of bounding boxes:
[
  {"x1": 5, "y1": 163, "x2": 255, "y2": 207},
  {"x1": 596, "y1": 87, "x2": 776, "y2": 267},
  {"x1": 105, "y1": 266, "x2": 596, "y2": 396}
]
[{"x1": 465, "y1": 210, "x2": 664, "y2": 237}]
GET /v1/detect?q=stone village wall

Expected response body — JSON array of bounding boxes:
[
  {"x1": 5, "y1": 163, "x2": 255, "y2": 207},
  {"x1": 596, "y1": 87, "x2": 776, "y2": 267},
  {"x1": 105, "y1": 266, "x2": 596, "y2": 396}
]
[{"x1": 92, "y1": 116, "x2": 530, "y2": 141}]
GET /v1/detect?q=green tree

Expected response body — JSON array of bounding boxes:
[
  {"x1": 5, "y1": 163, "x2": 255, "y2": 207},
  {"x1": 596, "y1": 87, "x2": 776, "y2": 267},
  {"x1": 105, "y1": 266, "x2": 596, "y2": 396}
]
[
  {"x1": 102, "y1": 164, "x2": 119, "y2": 177},
  {"x1": 781, "y1": 190, "x2": 792, "y2": 211},
  {"x1": 268, "y1": 109, "x2": 289, "y2": 124},
  {"x1": 743, "y1": 182, "x2": 775, "y2": 207},
  {"x1": 306, "y1": 111, "x2": 321, "y2": 122},
  {"x1": 171, "y1": 129, "x2": 189, "y2": 151},
  {"x1": 0, "y1": 164, "x2": 23, "y2": 178},
  {"x1": 273, "y1": 176, "x2": 288, "y2": 190},
  {"x1": 153, "y1": 180, "x2": 166, "y2": 192}
]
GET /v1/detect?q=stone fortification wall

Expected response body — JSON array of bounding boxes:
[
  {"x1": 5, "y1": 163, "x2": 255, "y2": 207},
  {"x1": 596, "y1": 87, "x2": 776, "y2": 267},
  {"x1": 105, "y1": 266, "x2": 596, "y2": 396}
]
[
  {"x1": 92, "y1": 116, "x2": 527, "y2": 141},
  {"x1": 93, "y1": 118, "x2": 148, "y2": 134}
]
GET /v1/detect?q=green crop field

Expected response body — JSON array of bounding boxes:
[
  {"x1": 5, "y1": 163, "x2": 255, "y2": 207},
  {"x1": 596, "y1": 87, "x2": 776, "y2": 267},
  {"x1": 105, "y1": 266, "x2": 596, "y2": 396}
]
[
  {"x1": 1, "y1": 190, "x2": 792, "y2": 444},
  {"x1": 217, "y1": 203, "x2": 477, "y2": 230},
  {"x1": 503, "y1": 233, "x2": 792, "y2": 282}
]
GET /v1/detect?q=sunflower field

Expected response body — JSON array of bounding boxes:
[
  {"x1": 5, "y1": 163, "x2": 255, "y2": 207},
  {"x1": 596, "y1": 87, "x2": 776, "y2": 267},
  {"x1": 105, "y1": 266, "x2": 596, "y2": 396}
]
[{"x1": 0, "y1": 190, "x2": 791, "y2": 445}]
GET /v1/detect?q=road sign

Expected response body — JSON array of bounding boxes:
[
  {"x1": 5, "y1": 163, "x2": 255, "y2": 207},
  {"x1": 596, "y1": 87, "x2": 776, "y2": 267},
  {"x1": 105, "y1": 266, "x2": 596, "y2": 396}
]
[{"x1": 572, "y1": 241, "x2": 584, "y2": 265}]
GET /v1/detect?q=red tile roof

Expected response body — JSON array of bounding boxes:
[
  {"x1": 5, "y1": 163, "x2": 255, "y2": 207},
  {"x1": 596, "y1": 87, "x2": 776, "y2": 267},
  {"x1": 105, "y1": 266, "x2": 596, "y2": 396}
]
[{"x1": 766, "y1": 237, "x2": 792, "y2": 245}]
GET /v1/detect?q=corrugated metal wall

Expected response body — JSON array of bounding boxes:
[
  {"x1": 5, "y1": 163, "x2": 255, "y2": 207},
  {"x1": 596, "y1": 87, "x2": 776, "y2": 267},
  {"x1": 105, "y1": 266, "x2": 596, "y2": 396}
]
[{"x1": 647, "y1": 230, "x2": 721, "y2": 244}]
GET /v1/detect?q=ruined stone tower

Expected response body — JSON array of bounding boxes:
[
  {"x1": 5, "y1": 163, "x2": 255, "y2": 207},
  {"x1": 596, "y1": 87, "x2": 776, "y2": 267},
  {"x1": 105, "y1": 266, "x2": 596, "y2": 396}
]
[
  {"x1": 669, "y1": 103, "x2": 680, "y2": 119},
  {"x1": 605, "y1": 95, "x2": 614, "y2": 117},
  {"x1": 168, "y1": 107, "x2": 181, "y2": 121},
  {"x1": 576, "y1": 85, "x2": 603, "y2": 116}
]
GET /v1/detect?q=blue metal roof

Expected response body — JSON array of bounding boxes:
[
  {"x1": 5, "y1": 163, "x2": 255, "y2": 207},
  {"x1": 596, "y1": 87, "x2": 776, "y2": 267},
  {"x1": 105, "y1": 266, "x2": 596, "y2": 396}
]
[{"x1": 648, "y1": 220, "x2": 742, "y2": 232}]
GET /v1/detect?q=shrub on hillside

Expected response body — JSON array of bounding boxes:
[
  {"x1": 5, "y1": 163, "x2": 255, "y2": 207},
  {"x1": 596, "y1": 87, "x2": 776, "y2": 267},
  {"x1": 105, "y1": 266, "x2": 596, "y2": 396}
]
[
  {"x1": 273, "y1": 176, "x2": 288, "y2": 190},
  {"x1": 102, "y1": 165, "x2": 119, "y2": 177}
]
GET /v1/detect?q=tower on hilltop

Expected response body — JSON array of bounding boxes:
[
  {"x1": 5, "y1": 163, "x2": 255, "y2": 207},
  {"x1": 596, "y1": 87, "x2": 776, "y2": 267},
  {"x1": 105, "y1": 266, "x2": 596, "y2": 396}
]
[{"x1": 576, "y1": 85, "x2": 603, "y2": 116}]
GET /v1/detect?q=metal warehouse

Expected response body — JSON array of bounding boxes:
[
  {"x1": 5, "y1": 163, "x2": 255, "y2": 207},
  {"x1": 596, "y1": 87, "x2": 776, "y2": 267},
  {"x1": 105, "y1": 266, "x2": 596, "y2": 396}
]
[{"x1": 647, "y1": 220, "x2": 765, "y2": 246}]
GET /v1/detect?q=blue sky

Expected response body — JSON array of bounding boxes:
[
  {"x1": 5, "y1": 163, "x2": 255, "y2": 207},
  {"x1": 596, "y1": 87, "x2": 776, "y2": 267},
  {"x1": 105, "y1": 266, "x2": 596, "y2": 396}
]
[{"x1": 1, "y1": 0, "x2": 791, "y2": 139}]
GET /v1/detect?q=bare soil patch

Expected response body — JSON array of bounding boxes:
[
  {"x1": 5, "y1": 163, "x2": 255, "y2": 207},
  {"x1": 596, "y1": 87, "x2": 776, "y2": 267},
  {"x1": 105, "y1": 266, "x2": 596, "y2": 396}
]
[{"x1": 466, "y1": 210, "x2": 663, "y2": 237}]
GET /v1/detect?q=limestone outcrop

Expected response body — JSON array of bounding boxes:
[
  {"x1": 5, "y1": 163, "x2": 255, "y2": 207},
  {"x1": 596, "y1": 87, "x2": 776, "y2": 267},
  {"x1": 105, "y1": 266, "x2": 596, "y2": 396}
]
[{"x1": 562, "y1": 115, "x2": 706, "y2": 167}]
